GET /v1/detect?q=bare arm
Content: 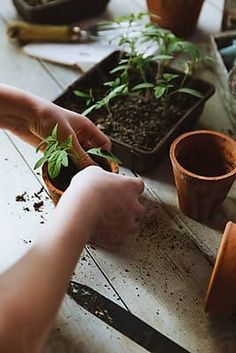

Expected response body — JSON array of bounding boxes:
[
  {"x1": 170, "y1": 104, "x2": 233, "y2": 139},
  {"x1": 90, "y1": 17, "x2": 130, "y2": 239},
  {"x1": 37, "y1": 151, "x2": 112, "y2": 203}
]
[
  {"x1": 0, "y1": 167, "x2": 145, "y2": 353},
  {"x1": 0, "y1": 85, "x2": 145, "y2": 352},
  {"x1": 0, "y1": 84, "x2": 111, "y2": 166}
]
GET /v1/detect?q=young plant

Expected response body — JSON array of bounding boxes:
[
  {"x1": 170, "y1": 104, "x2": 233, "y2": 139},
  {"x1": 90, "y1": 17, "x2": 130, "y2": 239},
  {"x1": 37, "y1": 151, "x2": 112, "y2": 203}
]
[
  {"x1": 142, "y1": 23, "x2": 204, "y2": 98},
  {"x1": 34, "y1": 124, "x2": 121, "y2": 179},
  {"x1": 74, "y1": 88, "x2": 95, "y2": 107},
  {"x1": 74, "y1": 12, "x2": 208, "y2": 115},
  {"x1": 77, "y1": 76, "x2": 129, "y2": 117}
]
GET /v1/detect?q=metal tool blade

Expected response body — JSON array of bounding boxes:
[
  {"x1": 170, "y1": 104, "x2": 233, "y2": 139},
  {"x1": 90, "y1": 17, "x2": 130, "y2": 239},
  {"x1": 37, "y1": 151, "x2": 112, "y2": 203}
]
[{"x1": 68, "y1": 281, "x2": 190, "y2": 353}]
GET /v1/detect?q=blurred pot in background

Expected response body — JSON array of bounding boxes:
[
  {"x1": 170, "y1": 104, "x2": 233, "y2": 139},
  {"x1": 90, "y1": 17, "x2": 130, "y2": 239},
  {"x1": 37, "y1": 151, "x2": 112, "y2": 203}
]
[{"x1": 146, "y1": 0, "x2": 204, "y2": 37}]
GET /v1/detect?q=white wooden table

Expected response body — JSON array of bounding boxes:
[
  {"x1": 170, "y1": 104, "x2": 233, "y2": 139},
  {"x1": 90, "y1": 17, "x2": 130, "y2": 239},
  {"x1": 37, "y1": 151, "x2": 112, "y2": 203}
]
[{"x1": 1, "y1": 1, "x2": 236, "y2": 352}]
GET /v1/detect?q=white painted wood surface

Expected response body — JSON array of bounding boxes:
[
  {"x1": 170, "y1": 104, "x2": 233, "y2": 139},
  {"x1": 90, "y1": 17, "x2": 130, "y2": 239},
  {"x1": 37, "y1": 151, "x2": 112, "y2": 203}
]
[{"x1": 1, "y1": 0, "x2": 236, "y2": 352}]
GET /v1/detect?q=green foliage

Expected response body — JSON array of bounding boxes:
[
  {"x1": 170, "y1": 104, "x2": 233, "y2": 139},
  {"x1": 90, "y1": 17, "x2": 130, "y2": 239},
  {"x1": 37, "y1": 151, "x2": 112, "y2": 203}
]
[
  {"x1": 34, "y1": 124, "x2": 73, "y2": 179},
  {"x1": 83, "y1": 82, "x2": 128, "y2": 116},
  {"x1": 87, "y1": 148, "x2": 122, "y2": 164},
  {"x1": 74, "y1": 89, "x2": 94, "y2": 106},
  {"x1": 75, "y1": 12, "x2": 209, "y2": 115},
  {"x1": 34, "y1": 125, "x2": 121, "y2": 179},
  {"x1": 171, "y1": 87, "x2": 203, "y2": 98}
]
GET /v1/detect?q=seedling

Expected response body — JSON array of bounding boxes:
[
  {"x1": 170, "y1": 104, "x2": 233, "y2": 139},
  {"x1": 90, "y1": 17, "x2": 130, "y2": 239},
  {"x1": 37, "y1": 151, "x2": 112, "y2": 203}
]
[
  {"x1": 74, "y1": 12, "x2": 209, "y2": 116},
  {"x1": 34, "y1": 124, "x2": 121, "y2": 179}
]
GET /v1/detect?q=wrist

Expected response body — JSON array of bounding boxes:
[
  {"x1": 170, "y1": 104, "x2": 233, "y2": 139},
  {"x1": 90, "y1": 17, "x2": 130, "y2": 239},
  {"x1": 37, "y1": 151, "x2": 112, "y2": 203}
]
[
  {"x1": 0, "y1": 84, "x2": 47, "y2": 132},
  {"x1": 57, "y1": 181, "x2": 104, "y2": 240}
]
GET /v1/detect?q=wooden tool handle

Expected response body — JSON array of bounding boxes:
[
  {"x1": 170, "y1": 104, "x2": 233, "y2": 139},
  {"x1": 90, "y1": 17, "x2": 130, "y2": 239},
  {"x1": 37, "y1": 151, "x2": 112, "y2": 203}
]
[{"x1": 7, "y1": 21, "x2": 81, "y2": 43}]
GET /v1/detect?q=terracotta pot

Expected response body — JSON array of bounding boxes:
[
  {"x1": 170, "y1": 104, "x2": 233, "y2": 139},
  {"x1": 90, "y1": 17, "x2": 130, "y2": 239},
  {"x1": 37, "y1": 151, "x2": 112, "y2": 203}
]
[
  {"x1": 43, "y1": 158, "x2": 119, "y2": 205},
  {"x1": 169, "y1": 130, "x2": 236, "y2": 222},
  {"x1": 146, "y1": 0, "x2": 204, "y2": 37},
  {"x1": 205, "y1": 222, "x2": 236, "y2": 313}
]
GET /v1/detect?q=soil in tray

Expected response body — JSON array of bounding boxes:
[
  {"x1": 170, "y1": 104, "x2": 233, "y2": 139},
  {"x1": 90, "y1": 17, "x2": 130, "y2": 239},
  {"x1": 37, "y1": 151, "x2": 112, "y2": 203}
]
[{"x1": 59, "y1": 89, "x2": 199, "y2": 152}]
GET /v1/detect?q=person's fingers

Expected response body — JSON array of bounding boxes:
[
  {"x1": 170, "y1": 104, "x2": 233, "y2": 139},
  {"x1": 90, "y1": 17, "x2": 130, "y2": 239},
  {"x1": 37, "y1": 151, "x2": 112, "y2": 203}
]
[
  {"x1": 126, "y1": 220, "x2": 139, "y2": 234},
  {"x1": 135, "y1": 202, "x2": 146, "y2": 219},
  {"x1": 71, "y1": 134, "x2": 96, "y2": 168},
  {"x1": 136, "y1": 178, "x2": 145, "y2": 194},
  {"x1": 46, "y1": 122, "x2": 96, "y2": 169},
  {"x1": 127, "y1": 177, "x2": 145, "y2": 194},
  {"x1": 71, "y1": 116, "x2": 111, "y2": 150}
]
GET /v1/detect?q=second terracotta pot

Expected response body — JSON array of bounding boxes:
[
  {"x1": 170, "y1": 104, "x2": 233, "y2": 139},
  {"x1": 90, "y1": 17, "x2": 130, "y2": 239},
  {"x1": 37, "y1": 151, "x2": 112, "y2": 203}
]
[
  {"x1": 170, "y1": 130, "x2": 236, "y2": 222},
  {"x1": 205, "y1": 221, "x2": 236, "y2": 313},
  {"x1": 146, "y1": 0, "x2": 204, "y2": 37}
]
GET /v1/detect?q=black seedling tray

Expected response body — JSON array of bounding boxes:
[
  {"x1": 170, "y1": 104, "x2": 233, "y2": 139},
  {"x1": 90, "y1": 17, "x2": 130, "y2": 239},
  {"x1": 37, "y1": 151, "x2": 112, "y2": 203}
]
[
  {"x1": 54, "y1": 51, "x2": 215, "y2": 173},
  {"x1": 12, "y1": 0, "x2": 110, "y2": 24}
]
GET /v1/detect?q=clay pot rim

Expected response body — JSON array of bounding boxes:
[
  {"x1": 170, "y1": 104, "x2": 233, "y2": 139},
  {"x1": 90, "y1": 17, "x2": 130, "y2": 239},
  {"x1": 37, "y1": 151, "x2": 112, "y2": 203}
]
[
  {"x1": 204, "y1": 221, "x2": 234, "y2": 312},
  {"x1": 170, "y1": 130, "x2": 236, "y2": 181},
  {"x1": 42, "y1": 159, "x2": 119, "y2": 196}
]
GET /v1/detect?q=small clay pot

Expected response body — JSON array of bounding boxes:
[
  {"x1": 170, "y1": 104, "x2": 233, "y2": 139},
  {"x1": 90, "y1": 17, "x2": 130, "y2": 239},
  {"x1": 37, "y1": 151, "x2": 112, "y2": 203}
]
[
  {"x1": 169, "y1": 130, "x2": 236, "y2": 222},
  {"x1": 146, "y1": 0, "x2": 204, "y2": 37},
  {"x1": 205, "y1": 222, "x2": 236, "y2": 313},
  {"x1": 42, "y1": 156, "x2": 119, "y2": 205}
]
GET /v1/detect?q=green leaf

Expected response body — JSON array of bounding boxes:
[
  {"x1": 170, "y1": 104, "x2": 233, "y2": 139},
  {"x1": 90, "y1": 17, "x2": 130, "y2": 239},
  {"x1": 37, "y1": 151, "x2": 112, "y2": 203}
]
[
  {"x1": 44, "y1": 141, "x2": 58, "y2": 157},
  {"x1": 34, "y1": 156, "x2": 48, "y2": 170},
  {"x1": 154, "y1": 54, "x2": 173, "y2": 61},
  {"x1": 82, "y1": 104, "x2": 98, "y2": 116},
  {"x1": 36, "y1": 140, "x2": 46, "y2": 153},
  {"x1": 45, "y1": 136, "x2": 57, "y2": 143},
  {"x1": 163, "y1": 73, "x2": 179, "y2": 82},
  {"x1": 87, "y1": 148, "x2": 122, "y2": 165},
  {"x1": 52, "y1": 124, "x2": 58, "y2": 139},
  {"x1": 154, "y1": 86, "x2": 167, "y2": 99},
  {"x1": 73, "y1": 90, "x2": 89, "y2": 98},
  {"x1": 104, "y1": 77, "x2": 121, "y2": 88},
  {"x1": 110, "y1": 65, "x2": 128, "y2": 74},
  {"x1": 61, "y1": 150, "x2": 69, "y2": 167},
  {"x1": 173, "y1": 88, "x2": 203, "y2": 98},
  {"x1": 48, "y1": 151, "x2": 62, "y2": 179},
  {"x1": 65, "y1": 134, "x2": 73, "y2": 149},
  {"x1": 109, "y1": 84, "x2": 128, "y2": 96},
  {"x1": 119, "y1": 58, "x2": 129, "y2": 64},
  {"x1": 132, "y1": 82, "x2": 154, "y2": 90}
]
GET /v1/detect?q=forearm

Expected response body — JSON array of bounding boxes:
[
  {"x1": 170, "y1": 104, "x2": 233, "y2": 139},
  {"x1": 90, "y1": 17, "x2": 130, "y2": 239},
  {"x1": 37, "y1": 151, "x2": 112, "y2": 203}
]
[
  {"x1": 0, "y1": 84, "x2": 33, "y2": 129},
  {"x1": 0, "y1": 200, "x2": 92, "y2": 353}
]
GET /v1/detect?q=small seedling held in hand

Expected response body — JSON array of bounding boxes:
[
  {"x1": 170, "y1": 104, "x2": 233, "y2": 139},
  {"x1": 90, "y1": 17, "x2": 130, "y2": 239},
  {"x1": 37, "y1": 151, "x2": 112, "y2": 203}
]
[{"x1": 34, "y1": 124, "x2": 121, "y2": 179}]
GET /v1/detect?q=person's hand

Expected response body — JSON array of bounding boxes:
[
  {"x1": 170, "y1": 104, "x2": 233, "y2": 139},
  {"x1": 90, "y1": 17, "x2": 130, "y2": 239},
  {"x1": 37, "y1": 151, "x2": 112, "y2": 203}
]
[
  {"x1": 29, "y1": 101, "x2": 111, "y2": 167},
  {"x1": 0, "y1": 85, "x2": 110, "y2": 167},
  {"x1": 55, "y1": 166, "x2": 145, "y2": 249}
]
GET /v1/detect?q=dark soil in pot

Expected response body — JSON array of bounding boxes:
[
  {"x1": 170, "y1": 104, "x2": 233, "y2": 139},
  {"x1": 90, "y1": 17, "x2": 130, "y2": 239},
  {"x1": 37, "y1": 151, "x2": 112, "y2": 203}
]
[{"x1": 51, "y1": 154, "x2": 114, "y2": 192}]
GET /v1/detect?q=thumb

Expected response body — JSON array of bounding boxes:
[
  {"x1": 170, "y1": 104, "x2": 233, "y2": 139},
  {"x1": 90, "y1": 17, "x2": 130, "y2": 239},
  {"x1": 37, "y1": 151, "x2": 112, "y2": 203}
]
[{"x1": 72, "y1": 137, "x2": 96, "y2": 169}]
